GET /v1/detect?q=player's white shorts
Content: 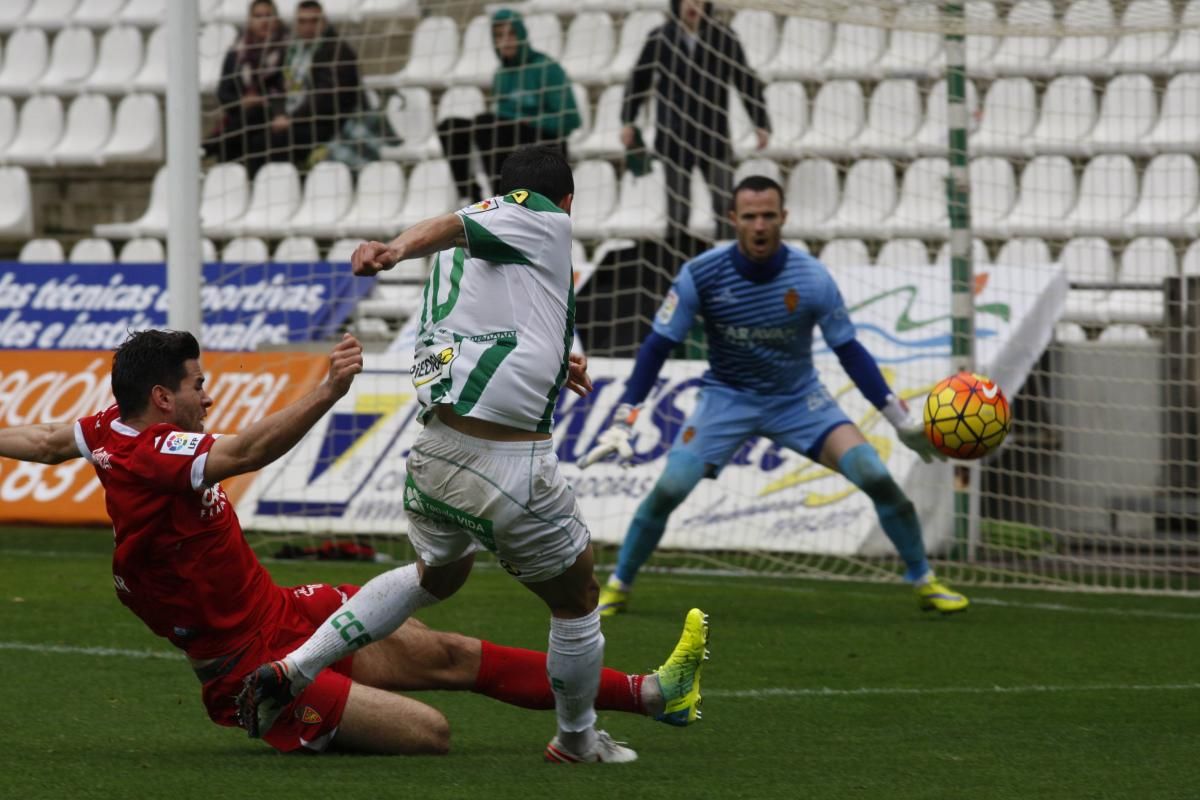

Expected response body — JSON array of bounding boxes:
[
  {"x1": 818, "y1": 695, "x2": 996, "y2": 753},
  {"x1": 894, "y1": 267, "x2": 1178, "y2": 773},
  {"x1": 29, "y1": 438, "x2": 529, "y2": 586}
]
[{"x1": 402, "y1": 415, "x2": 590, "y2": 583}]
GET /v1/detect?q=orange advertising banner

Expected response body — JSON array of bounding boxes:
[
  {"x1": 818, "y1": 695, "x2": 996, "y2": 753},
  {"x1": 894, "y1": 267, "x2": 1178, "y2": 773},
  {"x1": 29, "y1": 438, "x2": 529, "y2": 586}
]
[{"x1": 0, "y1": 350, "x2": 329, "y2": 525}]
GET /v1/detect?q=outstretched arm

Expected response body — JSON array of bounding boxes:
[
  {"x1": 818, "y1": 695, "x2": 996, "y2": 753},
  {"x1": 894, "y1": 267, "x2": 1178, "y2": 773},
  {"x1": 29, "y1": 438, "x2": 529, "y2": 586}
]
[
  {"x1": 0, "y1": 422, "x2": 81, "y2": 464},
  {"x1": 351, "y1": 214, "x2": 467, "y2": 277}
]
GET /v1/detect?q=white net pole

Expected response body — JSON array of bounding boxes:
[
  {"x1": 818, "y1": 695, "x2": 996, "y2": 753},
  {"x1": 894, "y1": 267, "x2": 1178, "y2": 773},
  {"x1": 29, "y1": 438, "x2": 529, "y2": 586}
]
[{"x1": 165, "y1": 0, "x2": 202, "y2": 335}]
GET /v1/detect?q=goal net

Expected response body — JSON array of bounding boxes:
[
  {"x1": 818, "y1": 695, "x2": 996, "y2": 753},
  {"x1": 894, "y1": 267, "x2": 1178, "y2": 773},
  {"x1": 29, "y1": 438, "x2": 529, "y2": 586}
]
[{"x1": 151, "y1": 0, "x2": 1200, "y2": 593}]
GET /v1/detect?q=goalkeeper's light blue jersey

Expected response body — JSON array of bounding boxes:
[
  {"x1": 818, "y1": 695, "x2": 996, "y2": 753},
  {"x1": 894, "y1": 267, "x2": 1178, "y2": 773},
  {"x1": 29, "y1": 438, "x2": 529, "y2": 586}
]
[{"x1": 652, "y1": 242, "x2": 856, "y2": 396}]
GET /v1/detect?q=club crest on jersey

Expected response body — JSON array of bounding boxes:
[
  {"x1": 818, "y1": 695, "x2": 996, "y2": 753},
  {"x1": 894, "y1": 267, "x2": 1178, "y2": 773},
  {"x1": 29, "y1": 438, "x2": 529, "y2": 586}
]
[
  {"x1": 463, "y1": 198, "x2": 496, "y2": 215},
  {"x1": 297, "y1": 706, "x2": 323, "y2": 725},
  {"x1": 656, "y1": 289, "x2": 679, "y2": 324},
  {"x1": 92, "y1": 447, "x2": 113, "y2": 470},
  {"x1": 161, "y1": 431, "x2": 204, "y2": 456},
  {"x1": 784, "y1": 288, "x2": 799, "y2": 313}
]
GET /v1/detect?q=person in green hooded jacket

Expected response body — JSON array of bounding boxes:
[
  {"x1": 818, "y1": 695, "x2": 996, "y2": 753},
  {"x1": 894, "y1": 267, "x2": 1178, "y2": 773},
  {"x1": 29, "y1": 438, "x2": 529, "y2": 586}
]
[{"x1": 437, "y1": 8, "x2": 581, "y2": 202}]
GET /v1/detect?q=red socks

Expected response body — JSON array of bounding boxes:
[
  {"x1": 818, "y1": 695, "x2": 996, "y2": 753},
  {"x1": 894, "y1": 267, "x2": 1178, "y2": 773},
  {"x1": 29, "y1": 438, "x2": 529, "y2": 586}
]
[{"x1": 474, "y1": 640, "x2": 644, "y2": 714}]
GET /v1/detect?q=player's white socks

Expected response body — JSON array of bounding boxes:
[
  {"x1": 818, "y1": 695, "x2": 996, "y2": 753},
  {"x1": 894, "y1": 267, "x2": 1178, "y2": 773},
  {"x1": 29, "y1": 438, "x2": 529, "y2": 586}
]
[
  {"x1": 546, "y1": 610, "x2": 604, "y2": 754},
  {"x1": 287, "y1": 563, "x2": 440, "y2": 684}
]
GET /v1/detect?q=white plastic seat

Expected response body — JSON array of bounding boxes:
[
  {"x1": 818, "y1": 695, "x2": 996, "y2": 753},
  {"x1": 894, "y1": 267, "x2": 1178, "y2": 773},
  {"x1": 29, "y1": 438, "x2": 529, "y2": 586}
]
[
  {"x1": 39, "y1": 26, "x2": 95, "y2": 94},
  {"x1": 794, "y1": 79, "x2": 864, "y2": 159},
  {"x1": 0, "y1": 98, "x2": 18, "y2": 154},
  {"x1": 359, "y1": 0, "x2": 419, "y2": 20},
  {"x1": 132, "y1": 24, "x2": 165, "y2": 92},
  {"x1": 884, "y1": 157, "x2": 949, "y2": 238},
  {"x1": 825, "y1": 158, "x2": 897, "y2": 239},
  {"x1": 819, "y1": 239, "x2": 871, "y2": 271},
  {"x1": 1183, "y1": 240, "x2": 1200, "y2": 275},
  {"x1": 969, "y1": 156, "x2": 1017, "y2": 238},
  {"x1": 199, "y1": 162, "x2": 250, "y2": 237},
  {"x1": 728, "y1": 90, "x2": 761, "y2": 160},
  {"x1": 326, "y1": 238, "x2": 359, "y2": 262},
  {"x1": 762, "y1": 16, "x2": 830, "y2": 81},
  {"x1": 972, "y1": 77, "x2": 1037, "y2": 157},
  {"x1": 366, "y1": 16, "x2": 457, "y2": 90},
  {"x1": 875, "y1": 238, "x2": 930, "y2": 269},
  {"x1": 1164, "y1": 0, "x2": 1200, "y2": 72},
  {"x1": 100, "y1": 93, "x2": 161, "y2": 162},
  {"x1": 523, "y1": 0, "x2": 581, "y2": 13},
  {"x1": 571, "y1": 159, "x2": 619, "y2": 240},
  {"x1": 19, "y1": 238, "x2": 65, "y2": 262},
  {"x1": 873, "y1": 2, "x2": 942, "y2": 79},
  {"x1": 1105, "y1": 0, "x2": 1175, "y2": 75},
  {"x1": 605, "y1": 10, "x2": 663, "y2": 84},
  {"x1": 823, "y1": 9, "x2": 886, "y2": 80},
  {"x1": 966, "y1": 1, "x2": 1001, "y2": 74},
  {"x1": 782, "y1": 158, "x2": 840, "y2": 239},
  {"x1": 69, "y1": 237, "x2": 115, "y2": 262},
  {"x1": 605, "y1": 160, "x2": 667, "y2": 239},
  {"x1": 273, "y1": 236, "x2": 321, "y2": 263},
  {"x1": 994, "y1": 236, "x2": 1052, "y2": 267},
  {"x1": 95, "y1": 164, "x2": 167, "y2": 238},
  {"x1": 1047, "y1": 0, "x2": 1116, "y2": 77},
  {"x1": 1055, "y1": 322, "x2": 1088, "y2": 342},
  {"x1": 117, "y1": 237, "x2": 164, "y2": 262},
  {"x1": 288, "y1": 160, "x2": 353, "y2": 237},
  {"x1": 199, "y1": 22, "x2": 237, "y2": 94},
  {"x1": 435, "y1": 85, "x2": 486, "y2": 125},
  {"x1": 733, "y1": 157, "x2": 782, "y2": 186},
  {"x1": 0, "y1": 167, "x2": 33, "y2": 238},
  {"x1": 730, "y1": 9, "x2": 778, "y2": 75},
  {"x1": 211, "y1": 0, "x2": 244, "y2": 23},
  {"x1": 1097, "y1": 324, "x2": 1151, "y2": 342},
  {"x1": 566, "y1": 82, "x2": 591, "y2": 153},
  {"x1": 86, "y1": 25, "x2": 143, "y2": 93},
  {"x1": 1064, "y1": 154, "x2": 1138, "y2": 237},
  {"x1": 523, "y1": 14, "x2": 563, "y2": 61},
  {"x1": 0, "y1": 1, "x2": 31, "y2": 32},
  {"x1": 379, "y1": 88, "x2": 440, "y2": 161},
  {"x1": 854, "y1": 79, "x2": 923, "y2": 158},
  {"x1": 53, "y1": 94, "x2": 112, "y2": 165},
  {"x1": 985, "y1": 0, "x2": 1056, "y2": 78},
  {"x1": 913, "y1": 78, "x2": 979, "y2": 157},
  {"x1": 4, "y1": 95, "x2": 65, "y2": 165},
  {"x1": 934, "y1": 238, "x2": 991, "y2": 267},
  {"x1": 449, "y1": 14, "x2": 499, "y2": 88},
  {"x1": 217, "y1": 162, "x2": 302, "y2": 238},
  {"x1": 576, "y1": 84, "x2": 630, "y2": 160},
  {"x1": 222, "y1": 236, "x2": 270, "y2": 263},
  {"x1": 0, "y1": 28, "x2": 50, "y2": 96},
  {"x1": 392, "y1": 158, "x2": 457, "y2": 229},
  {"x1": 25, "y1": 0, "x2": 80, "y2": 31},
  {"x1": 1109, "y1": 236, "x2": 1176, "y2": 325},
  {"x1": 118, "y1": 0, "x2": 164, "y2": 27},
  {"x1": 73, "y1": 0, "x2": 127, "y2": 28},
  {"x1": 1025, "y1": 75, "x2": 1096, "y2": 158},
  {"x1": 1126, "y1": 154, "x2": 1199, "y2": 238},
  {"x1": 1003, "y1": 155, "x2": 1077, "y2": 238},
  {"x1": 1146, "y1": 74, "x2": 1200, "y2": 155},
  {"x1": 760, "y1": 81, "x2": 806, "y2": 160},
  {"x1": 1059, "y1": 236, "x2": 1115, "y2": 324},
  {"x1": 358, "y1": 283, "x2": 425, "y2": 321},
  {"x1": 339, "y1": 160, "x2": 404, "y2": 238},
  {"x1": 559, "y1": 12, "x2": 614, "y2": 85},
  {"x1": 1088, "y1": 73, "x2": 1157, "y2": 156},
  {"x1": 686, "y1": 166, "x2": 716, "y2": 240}
]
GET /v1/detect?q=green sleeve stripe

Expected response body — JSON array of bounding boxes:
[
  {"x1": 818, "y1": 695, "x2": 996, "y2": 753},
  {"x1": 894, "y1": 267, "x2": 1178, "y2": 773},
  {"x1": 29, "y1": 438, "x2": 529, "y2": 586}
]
[
  {"x1": 453, "y1": 337, "x2": 518, "y2": 417},
  {"x1": 537, "y1": 281, "x2": 575, "y2": 433},
  {"x1": 462, "y1": 215, "x2": 535, "y2": 265}
]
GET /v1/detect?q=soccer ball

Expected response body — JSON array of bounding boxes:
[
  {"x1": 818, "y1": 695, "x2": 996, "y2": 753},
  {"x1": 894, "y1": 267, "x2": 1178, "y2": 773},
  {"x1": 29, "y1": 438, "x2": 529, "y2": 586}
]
[{"x1": 922, "y1": 372, "x2": 1011, "y2": 460}]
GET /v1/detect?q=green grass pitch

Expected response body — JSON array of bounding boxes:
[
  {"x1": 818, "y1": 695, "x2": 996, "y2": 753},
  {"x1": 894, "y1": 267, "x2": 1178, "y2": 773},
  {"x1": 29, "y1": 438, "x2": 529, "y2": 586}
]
[{"x1": 2, "y1": 528, "x2": 1198, "y2": 800}]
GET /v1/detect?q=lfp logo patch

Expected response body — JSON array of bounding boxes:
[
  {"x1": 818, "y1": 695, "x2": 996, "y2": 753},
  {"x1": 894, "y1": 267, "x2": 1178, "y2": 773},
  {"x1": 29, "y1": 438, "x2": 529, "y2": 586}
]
[{"x1": 161, "y1": 431, "x2": 204, "y2": 456}]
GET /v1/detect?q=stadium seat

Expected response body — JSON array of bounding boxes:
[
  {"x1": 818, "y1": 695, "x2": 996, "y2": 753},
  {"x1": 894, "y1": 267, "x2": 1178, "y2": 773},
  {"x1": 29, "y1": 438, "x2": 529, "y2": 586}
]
[
  {"x1": 0, "y1": 167, "x2": 34, "y2": 238},
  {"x1": 522, "y1": 0, "x2": 578, "y2": 13},
  {"x1": 95, "y1": 164, "x2": 167, "y2": 238},
  {"x1": 222, "y1": 236, "x2": 270, "y2": 263},
  {"x1": 4, "y1": 95, "x2": 65, "y2": 166},
  {"x1": 605, "y1": 10, "x2": 664, "y2": 84},
  {"x1": 0, "y1": 1, "x2": 31, "y2": 32},
  {"x1": 25, "y1": 0, "x2": 80, "y2": 31},
  {"x1": 378, "y1": 252, "x2": 428, "y2": 284},
  {"x1": 40, "y1": 26, "x2": 96, "y2": 95},
  {"x1": 273, "y1": 236, "x2": 321, "y2": 263},
  {"x1": 728, "y1": 91, "x2": 763, "y2": 160},
  {"x1": 117, "y1": 237, "x2": 164, "y2": 262},
  {"x1": 201, "y1": 237, "x2": 217, "y2": 263},
  {"x1": 198, "y1": 162, "x2": 251, "y2": 238},
  {"x1": 287, "y1": 161, "x2": 353, "y2": 238},
  {"x1": 435, "y1": 85, "x2": 486, "y2": 126},
  {"x1": 119, "y1": 0, "x2": 164, "y2": 27},
  {"x1": 1088, "y1": 73, "x2": 1157, "y2": 156},
  {"x1": 101, "y1": 93, "x2": 161, "y2": 163},
  {"x1": 210, "y1": 0, "x2": 243, "y2": 23},
  {"x1": 823, "y1": 9, "x2": 887, "y2": 80},
  {"x1": 566, "y1": 82, "x2": 591, "y2": 153},
  {"x1": 1059, "y1": 236, "x2": 1116, "y2": 324},
  {"x1": 1109, "y1": 236, "x2": 1176, "y2": 324},
  {"x1": 1065, "y1": 154, "x2": 1138, "y2": 237},
  {"x1": 1147, "y1": 74, "x2": 1200, "y2": 154},
  {"x1": 986, "y1": 0, "x2": 1056, "y2": 78},
  {"x1": 575, "y1": 84, "x2": 630, "y2": 160},
  {"x1": 87, "y1": 25, "x2": 143, "y2": 94},
  {"x1": 73, "y1": 0, "x2": 128, "y2": 28},
  {"x1": 1047, "y1": 0, "x2": 1116, "y2": 77},
  {"x1": 364, "y1": 16, "x2": 457, "y2": 90},
  {"x1": 216, "y1": 162, "x2": 302, "y2": 239},
  {"x1": 934, "y1": 238, "x2": 991, "y2": 267},
  {"x1": 53, "y1": 94, "x2": 112, "y2": 165},
  {"x1": 0, "y1": 28, "x2": 50, "y2": 96},
  {"x1": 359, "y1": 0, "x2": 419, "y2": 20},
  {"x1": 1125, "y1": 154, "x2": 1200, "y2": 238},
  {"x1": 449, "y1": 14, "x2": 499, "y2": 88},
  {"x1": 885, "y1": 157, "x2": 949, "y2": 238},
  {"x1": 818, "y1": 238, "x2": 871, "y2": 271},
  {"x1": 854, "y1": 78, "x2": 923, "y2": 159},
  {"x1": 1105, "y1": 0, "x2": 1175, "y2": 75},
  {"x1": 876, "y1": 238, "x2": 930, "y2": 269},
  {"x1": 559, "y1": 12, "x2": 615, "y2": 86},
  {"x1": 1183, "y1": 240, "x2": 1200, "y2": 275},
  {"x1": 994, "y1": 236, "x2": 1052, "y2": 267},
  {"x1": 379, "y1": 88, "x2": 440, "y2": 162},
  {"x1": 0, "y1": 97, "x2": 17, "y2": 155},
  {"x1": 760, "y1": 81, "x2": 807, "y2": 159},
  {"x1": 781, "y1": 158, "x2": 839, "y2": 239},
  {"x1": 733, "y1": 157, "x2": 782, "y2": 186},
  {"x1": 1164, "y1": 0, "x2": 1200, "y2": 71},
  {"x1": 762, "y1": 16, "x2": 831, "y2": 81},
  {"x1": 571, "y1": 159, "x2": 619, "y2": 240},
  {"x1": 825, "y1": 158, "x2": 897, "y2": 240},
  {"x1": 199, "y1": 22, "x2": 238, "y2": 94},
  {"x1": 1003, "y1": 155, "x2": 1077, "y2": 238},
  {"x1": 1096, "y1": 323, "x2": 1151, "y2": 341},
  {"x1": 19, "y1": 238, "x2": 65, "y2": 262},
  {"x1": 969, "y1": 156, "x2": 1018, "y2": 238},
  {"x1": 730, "y1": 9, "x2": 779, "y2": 75},
  {"x1": 1054, "y1": 322, "x2": 1089, "y2": 342},
  {"x1": 605, "y1": 159, "x2": 667, "y2": 239},
  {"x1": 325, "y1": 238, "x2": 359, "y2": 262},
  {"x1": 1025, "y1": 75, "x2": 1097, "y2": 158},
  {"x1": 132, "y1": 24, "x2": 166, "y2": 93},
  {"x1": 69, "y1": 237, "x2": 115, "y2": 262},
  {"x1": 873, "y1": 2, "x2": 942, "y2": 79},
  {"x1": 686, "y1": 166, "x2": 716, "y2": 240},
  {"x1": 524, "y1": 13, "x2": 563, "y2": 61},
  {"x1": 392, "y1": 158, "x2": 457, "y2": 229},
  {"x1": 972, "y1": 77, "x2": 1037, "y2": 157},
  {"x1": 913, "y1": 78, "x2": 979, "y2": 157},
  {"x1": 338, "y1": 160, "x2": 404, "y2": 238},
  {"x1": 795, "y1": 79, "x2": 864, "y2": 159},
  {"x1": 966, "y1": 0, "x2": 1001, "y2": 73},
  {"x1": 357, "y1": 283, "x2": 424, "y2": 321}
]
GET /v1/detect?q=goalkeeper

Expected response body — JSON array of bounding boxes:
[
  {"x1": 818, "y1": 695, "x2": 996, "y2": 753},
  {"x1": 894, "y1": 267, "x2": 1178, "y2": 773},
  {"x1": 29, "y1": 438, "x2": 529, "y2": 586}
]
[{"x1": 582, "y1": 175, "x2": 968, "y2": 617}]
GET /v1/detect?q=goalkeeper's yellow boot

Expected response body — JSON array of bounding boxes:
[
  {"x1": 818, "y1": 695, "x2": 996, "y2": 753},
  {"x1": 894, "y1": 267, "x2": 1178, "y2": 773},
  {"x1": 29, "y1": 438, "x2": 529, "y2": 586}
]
[
  {"x1": 598, "y1": 577, "x2": 630, "y2": 617},
  {"x1": 653, "y1": 608, "x2": 709, "y2": 726},
  {"x1": 916, "y1": 579, "x2": 970, "y2": 614}
]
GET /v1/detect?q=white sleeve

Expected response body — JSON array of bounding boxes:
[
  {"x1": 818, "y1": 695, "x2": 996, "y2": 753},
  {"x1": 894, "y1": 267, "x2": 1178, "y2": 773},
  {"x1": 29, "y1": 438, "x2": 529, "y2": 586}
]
[{"x1": 73, "y1": 421, "x2": 94, "y2": 463}]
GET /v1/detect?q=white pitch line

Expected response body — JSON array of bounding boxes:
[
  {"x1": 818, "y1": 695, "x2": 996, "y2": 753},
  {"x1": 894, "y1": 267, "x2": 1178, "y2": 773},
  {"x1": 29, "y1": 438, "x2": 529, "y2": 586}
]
[
  {"x1": 708, "y1": 683, "x2": 1200, "y2": 699},
  {"x1": 0, "y1": 641, "x2": 181, "y2": 661}
]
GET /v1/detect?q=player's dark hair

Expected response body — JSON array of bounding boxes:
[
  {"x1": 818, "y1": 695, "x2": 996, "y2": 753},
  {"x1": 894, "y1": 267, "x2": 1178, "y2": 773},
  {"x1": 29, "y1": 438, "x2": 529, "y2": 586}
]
[
  {"x1": 732, "y1": 175, "x2": 785, "y2": 210},
  {"x1": 498, "y1": 144, "x2": 574, "y2": 203},
  {"x1": 112, "y1": 330, "x2": 201, "y2": 419}
]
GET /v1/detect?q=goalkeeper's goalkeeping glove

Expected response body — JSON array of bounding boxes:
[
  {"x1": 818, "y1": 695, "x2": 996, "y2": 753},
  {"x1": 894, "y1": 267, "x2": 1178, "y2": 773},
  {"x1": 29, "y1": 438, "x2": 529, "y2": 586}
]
[
  {"x1": 579, "y1": 404, "x2": 638, "y2": 468},
  {"x1": 882, "y1": 394, "x2": 946, "y2": 464}
]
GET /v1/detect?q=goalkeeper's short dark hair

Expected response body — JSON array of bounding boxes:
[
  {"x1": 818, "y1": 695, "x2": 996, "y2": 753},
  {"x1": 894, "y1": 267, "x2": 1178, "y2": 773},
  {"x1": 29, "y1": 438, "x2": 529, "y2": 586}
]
[
  {"x1": 112, "y1": 329, "x2": 201, "y2": 419},
  {"x1": 732, "y1": 175, "x2": 785, "y2": 209},
  {"x1": 498, "y1": 145, "x2": 574, "y2": 204}
]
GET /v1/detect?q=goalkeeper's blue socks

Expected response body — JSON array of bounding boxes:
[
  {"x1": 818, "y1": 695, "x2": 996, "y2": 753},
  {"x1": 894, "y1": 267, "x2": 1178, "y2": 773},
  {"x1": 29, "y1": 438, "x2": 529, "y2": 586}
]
[
  {"x1": 838, "y1": 443, "x2": 931, "y2": 583},
  {"x1": 613, "y1": 450, "x2": 706, "y2": 586}
]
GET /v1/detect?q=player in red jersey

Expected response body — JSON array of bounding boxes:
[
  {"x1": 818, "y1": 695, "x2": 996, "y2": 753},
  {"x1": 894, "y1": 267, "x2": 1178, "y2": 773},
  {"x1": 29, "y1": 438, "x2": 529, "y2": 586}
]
[{"x1": 0, "y1": 329, "x2": 705, "y2": 754}]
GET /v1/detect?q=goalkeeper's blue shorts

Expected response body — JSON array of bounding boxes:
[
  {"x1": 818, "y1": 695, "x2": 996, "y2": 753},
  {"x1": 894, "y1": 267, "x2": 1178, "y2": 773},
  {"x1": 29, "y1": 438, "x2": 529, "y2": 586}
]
[{"x1": 671, "y1": 381, "x2": 852, "y2": 473}]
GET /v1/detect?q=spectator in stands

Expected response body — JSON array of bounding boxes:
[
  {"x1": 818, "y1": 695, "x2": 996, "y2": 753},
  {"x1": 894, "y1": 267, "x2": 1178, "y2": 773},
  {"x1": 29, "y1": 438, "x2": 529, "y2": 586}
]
[
  {"x1": 275, "y1": 0, "x2": 363, "y2": 169},
  {"x1": 621, "y1": 0, "x2": 771, "y2": 254},
  {"x1": 437, "y1": 8, "x2": 581, "y2": 203},
  {"x1": 208, "y1": 0, "x2": 290, "y2": 177}
]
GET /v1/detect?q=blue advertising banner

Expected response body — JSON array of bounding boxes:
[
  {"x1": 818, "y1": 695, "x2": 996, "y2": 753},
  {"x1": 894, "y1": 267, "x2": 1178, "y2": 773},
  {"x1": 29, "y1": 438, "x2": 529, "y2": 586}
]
[{"x1": 0, "y1": 261, "x2": 373, "y2": 350}]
